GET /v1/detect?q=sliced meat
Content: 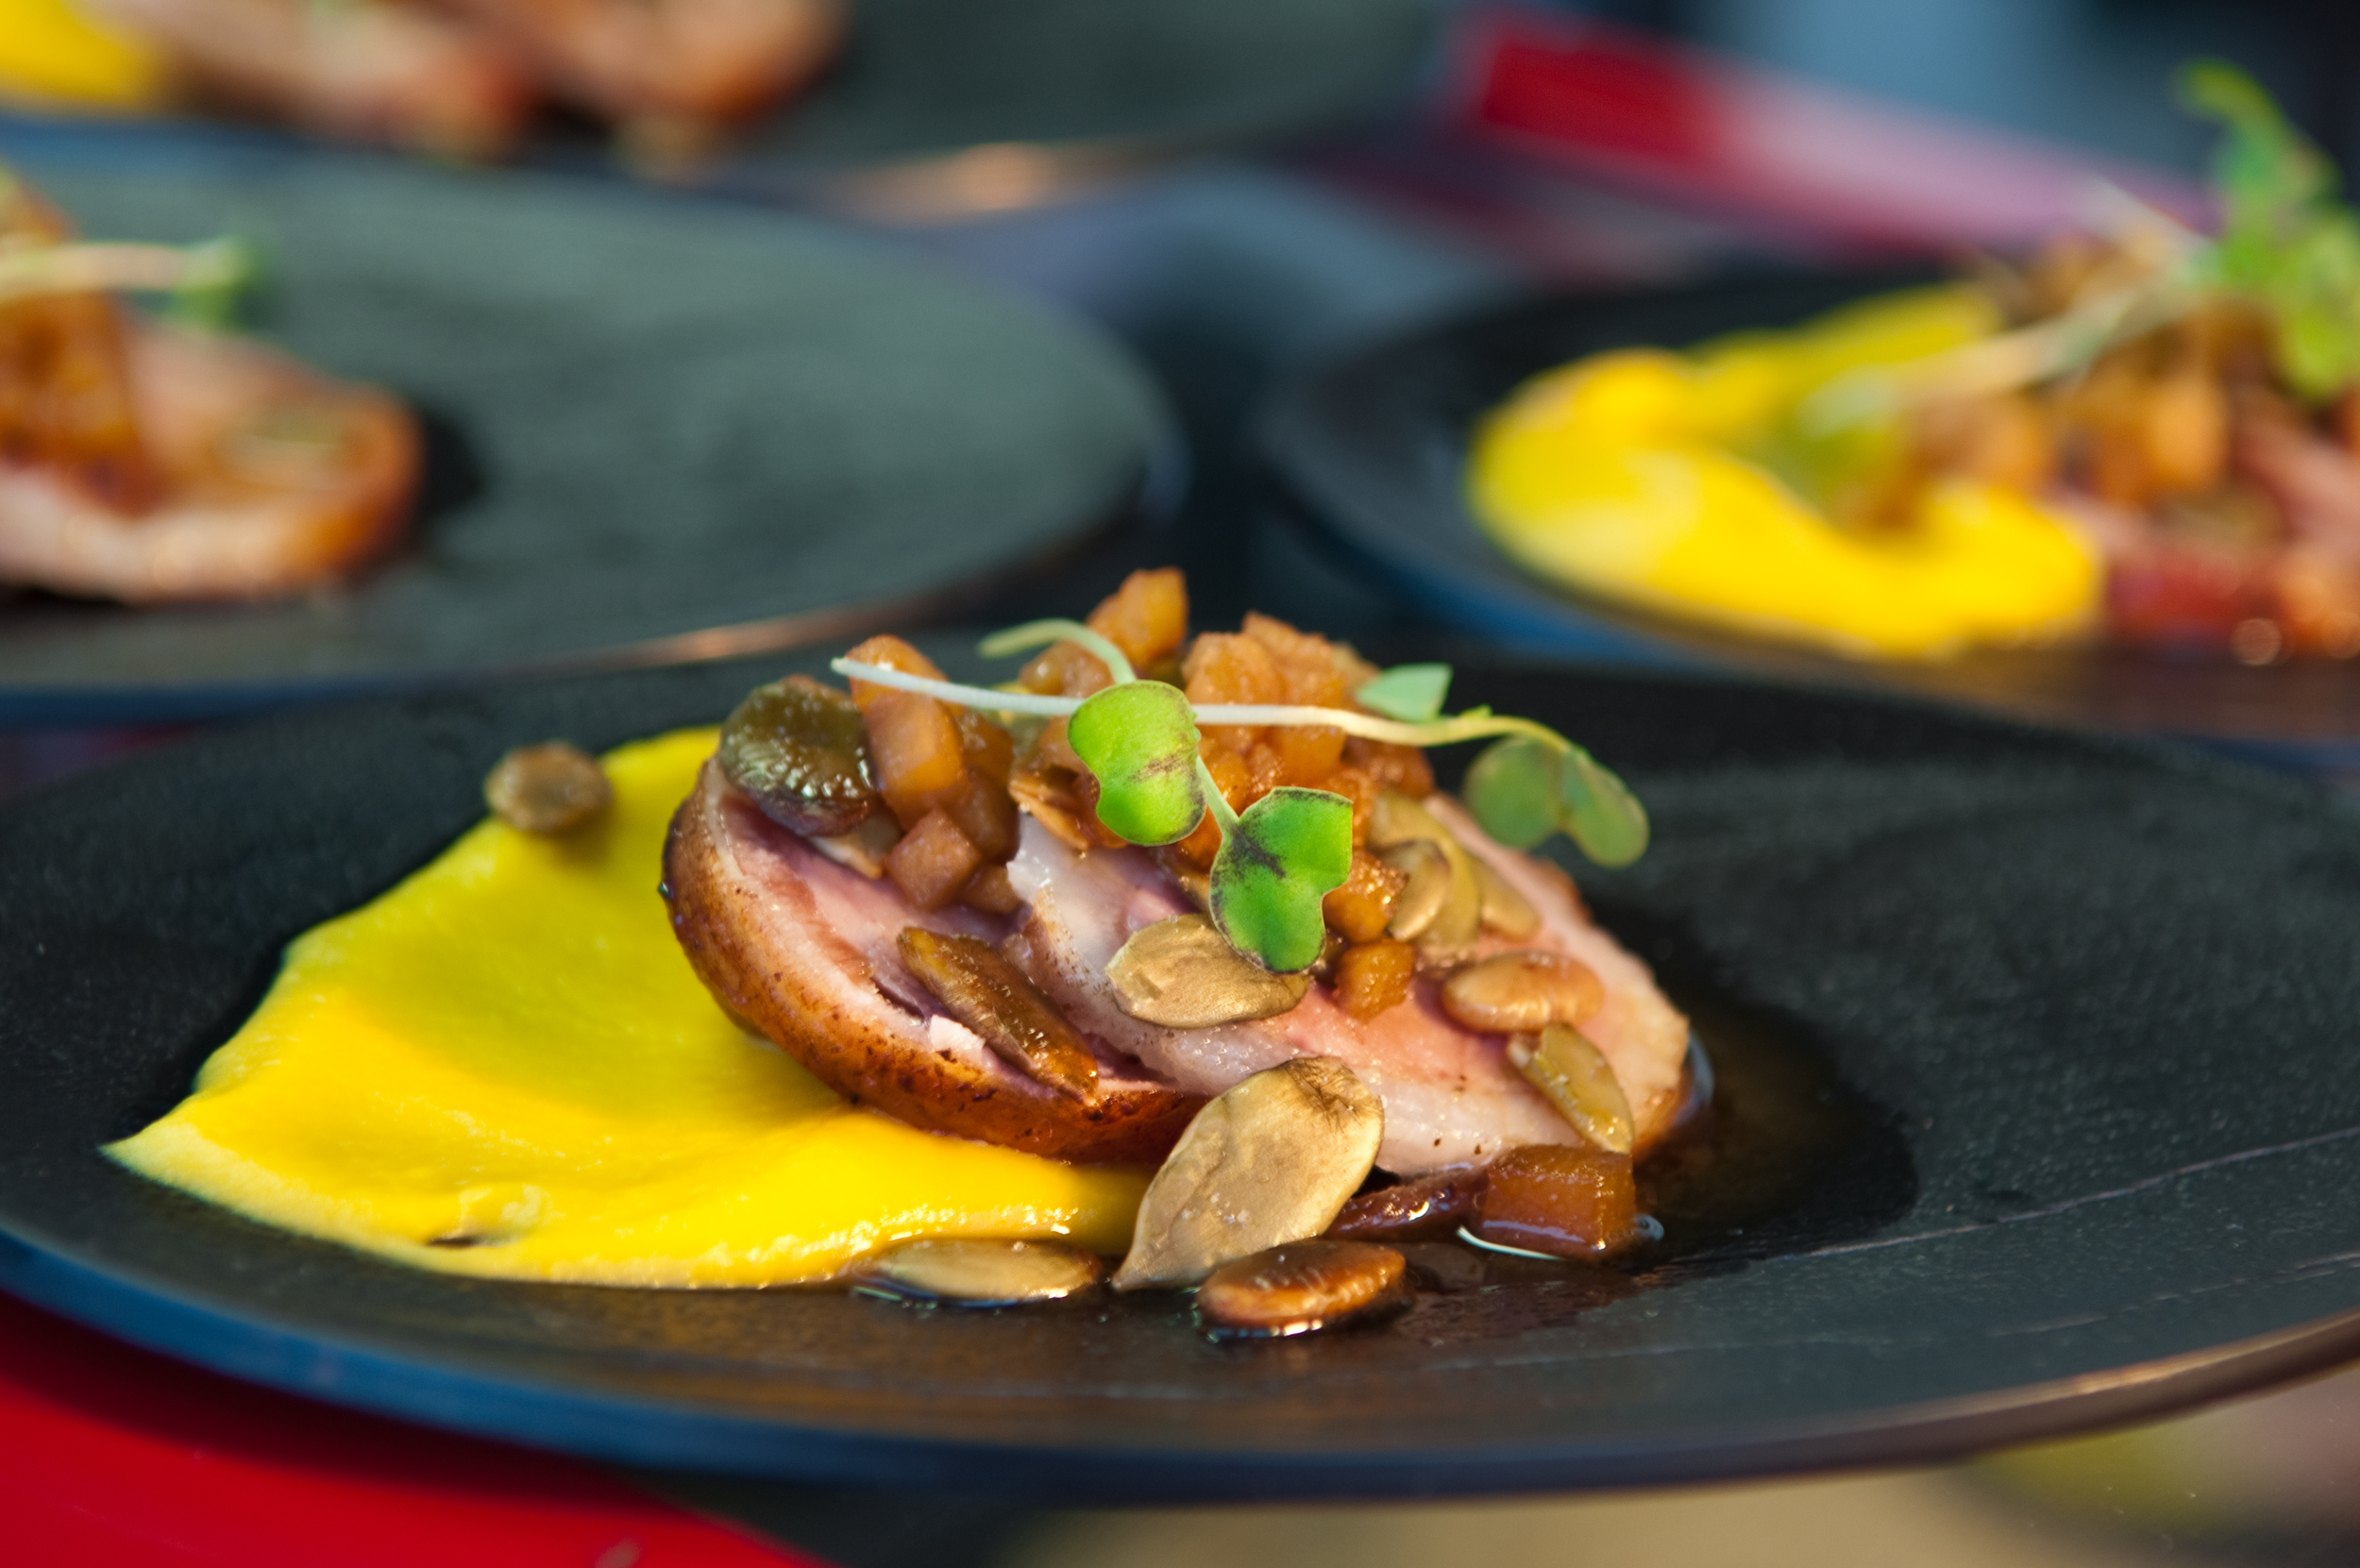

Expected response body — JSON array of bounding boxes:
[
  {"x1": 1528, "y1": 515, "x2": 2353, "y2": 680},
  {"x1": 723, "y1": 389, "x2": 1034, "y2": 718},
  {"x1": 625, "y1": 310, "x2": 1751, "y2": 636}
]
[
  {"x1": 1004, "y1": 801, "x2": 1692, "y2": 1176},
  {"x1": 0, "y1": 318, "x2": 415, "y2": 602},
  {"x1": 663, "y1": 759, "x2": 1202, "y2": 1164},
  {"x1": 86, "y1": 0, "x2": 533, "y2": 157}
]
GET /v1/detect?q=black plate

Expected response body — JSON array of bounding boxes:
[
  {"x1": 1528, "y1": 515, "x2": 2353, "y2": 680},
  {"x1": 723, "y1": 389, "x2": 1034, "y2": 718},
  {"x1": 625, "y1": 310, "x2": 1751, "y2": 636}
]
[
  {"x1": 0, "y1": 149, "x2": 1171, "y2": 724},
  {"x1": 720, "y1": 0, "x2": 1435, "y2": 201},
  {"x1": 1257, "y1": 271, "x2": 2360, "y2": 767},
  {"x1": 6, "y1": 646, "x2": 2360, "y2": 1498}
]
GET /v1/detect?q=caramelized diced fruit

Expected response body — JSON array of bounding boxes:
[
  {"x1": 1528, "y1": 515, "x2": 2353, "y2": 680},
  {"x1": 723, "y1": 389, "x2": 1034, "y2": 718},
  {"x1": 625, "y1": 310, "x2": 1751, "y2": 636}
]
[
  {"x1": 866, "y1": 688, "x2": 969, "y2": 827},
  {"x1": 1195, "y1": 1239, "x2": 1408, "y2": 1338},
  {"x1": 1323, "y1": 850, "x2": 1407, "y2": 944},
  {"x1": 1344, "y1": 736, "x2": 1434, "y2": 798},
  {"x1": 1334, "y1": 938, "x2": 1415, "y2": 1020},
  {"x1": 1087, "y1": 566, "x2": 1189, "y2": 666},
  {"x1": 1019, "y1": 640, "x2": 1114, "y2": 698},
  {"x1": 960, "y1": 863, "x2": 1023, "y2": 915},
  {"x1": 1473, "y1": 1144, "x2": 1642, "y2": 1259},
  {"x1": 1272, "y1": 722, "x2": 1346, "y2": 786},
  {"x1": 1184, "y1": 632, "x2": 1285, "y2": 751},
  {"x1": 897, "y1": 927, "x2": 1099, "y2": 1100},
  {"x1": 885, "y1": 809, "x2": 983, "y2": 911},
  {"x1": 944, "y1": 772, "x2": 1020, "y2": 862},
  {"x1": 842, "y1": 634, "x2": 945, "y2": 712},
  {"x1": 1326, "y1": 1168, "x2": 1486, "y2": 1241},
  {"x1": 955, "y1": 709, "x2": 1016, "y2": 786}
]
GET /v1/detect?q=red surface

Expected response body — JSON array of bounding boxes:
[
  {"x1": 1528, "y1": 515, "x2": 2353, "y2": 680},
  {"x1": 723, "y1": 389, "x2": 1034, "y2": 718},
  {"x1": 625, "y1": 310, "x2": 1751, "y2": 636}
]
[
  {"x1": 1440, "y1": 6, "x2": 2207, "y2": 252},
  {"x1": 0, "y1": 1290, "x2": 825, "y2": 1567}
]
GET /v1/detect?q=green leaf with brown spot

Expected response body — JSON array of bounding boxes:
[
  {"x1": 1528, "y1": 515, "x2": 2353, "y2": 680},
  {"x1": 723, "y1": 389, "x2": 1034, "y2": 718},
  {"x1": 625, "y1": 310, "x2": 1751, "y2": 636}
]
[
  {"x1": 1209, "y1": 787, "x2": 1354, "y2": 972},
  {"x1": 1067, "y1": 681, "x2": 1205, "y2": 845}
]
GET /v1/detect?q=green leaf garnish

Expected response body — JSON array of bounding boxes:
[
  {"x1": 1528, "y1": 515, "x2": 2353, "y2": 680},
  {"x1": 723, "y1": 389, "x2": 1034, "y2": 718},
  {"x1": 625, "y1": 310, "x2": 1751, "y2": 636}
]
[
  {"x1": 167, "y1": 235, "x2": 261, "y2": 330},
  {"x1": 2180, "y1": 59, "x2": 2360, "y2": 401},
  {"x1": 1067, "y1": 682, "x2": 1205, "y2": 846},
  {"x1": 1559, "y1": 746, "x2": 1649, "y2": 867},
  {"x1": 1462, "y1": 736, "x2": 1560, "y2": 850},
  {"x1": 1208, "y1": 787, "x2": 1354, "y2": 972},
  {"x1": 1464, "y1": 735, "x2": 1649, "y2": 865},
  {"x1": 1355, "y1": 663, "x2": 1453, "y2": 723},
  {"x1": 831, "y1": 631, "x2": 1648, "y2": 968}
]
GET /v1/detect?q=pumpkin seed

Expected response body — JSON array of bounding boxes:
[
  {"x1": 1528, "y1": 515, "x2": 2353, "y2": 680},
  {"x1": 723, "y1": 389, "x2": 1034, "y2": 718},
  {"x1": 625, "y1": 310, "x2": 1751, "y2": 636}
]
[
  {"x1": 854, "y1": 1238, "x2": 1103, "y2": 1306},
  {"x1": 1104, "y1": 914, "x2": 1309, "y2": 1028},
  {"x1": 1441, "y1": 951, "x2": 1604, "y2": 1035},
  {"x1": 899, "y1": 927, "x2": 1098, "y2": 1100},
  {"x1": 484, "y1": 743, "x2": 610, "y2": 835},
  {"x1": 1196, "y1": 1239, "x2": 1409, "y2": 1338},
  {"x1": 1113, "y1": 1056, "x2": 1383, "y2": 1290},
  {"x1": 1472, "y1": 857, "x2": 1541, "y2": 937},
  {"x1": 1508, "y1": 1022, "x2": 1633, "y2": 1154}
]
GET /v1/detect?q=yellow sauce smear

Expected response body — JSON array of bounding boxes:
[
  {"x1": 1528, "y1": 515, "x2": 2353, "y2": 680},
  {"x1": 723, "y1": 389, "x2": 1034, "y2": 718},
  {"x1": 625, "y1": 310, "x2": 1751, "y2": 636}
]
[
  {"x1": 1470, "y1": 285, "x2": 2103, "y2": 660},
  {"x1": 0, "y1": 0, "x2": 170, "y2": 111},
  {"x1": 108, "y1": 729, "x2": 1149, "y2": 1286}
]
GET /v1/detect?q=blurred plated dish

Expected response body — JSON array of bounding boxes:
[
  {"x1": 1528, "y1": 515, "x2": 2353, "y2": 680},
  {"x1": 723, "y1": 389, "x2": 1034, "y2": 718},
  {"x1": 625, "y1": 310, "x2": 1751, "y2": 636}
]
[
  {"x1": 0, "y1": 0, "x2": 1435, "y2": 202},
  {"x1": 1260, "y1": 72, "x2": 2360, "y2": 761},
  {"x1": 0, "y1": 143, "x2": 1172, "y2": 723}
]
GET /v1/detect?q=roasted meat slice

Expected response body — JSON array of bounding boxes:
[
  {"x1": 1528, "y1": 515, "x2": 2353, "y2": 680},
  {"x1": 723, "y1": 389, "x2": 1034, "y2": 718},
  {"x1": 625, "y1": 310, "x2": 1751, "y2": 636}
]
[{"x1": 663, "y1": 758, "x2": 1204, "y2": 1164}]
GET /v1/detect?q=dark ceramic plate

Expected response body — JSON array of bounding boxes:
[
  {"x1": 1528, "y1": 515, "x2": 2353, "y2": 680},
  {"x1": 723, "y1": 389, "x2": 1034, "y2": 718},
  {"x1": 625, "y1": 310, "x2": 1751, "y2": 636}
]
[
  {"x1": 1257, "y1": 271, "x2": 2360, "y2": 768},
  {"x1": 0, "y1": 153, "x2": 1170, "y2": 724},
  {"x1": 6, "y1": 644, "x2": 2360, "y2": 1498},
  {"x1": 719, "y1": 0, "x2": 1435, "y2": 201}
]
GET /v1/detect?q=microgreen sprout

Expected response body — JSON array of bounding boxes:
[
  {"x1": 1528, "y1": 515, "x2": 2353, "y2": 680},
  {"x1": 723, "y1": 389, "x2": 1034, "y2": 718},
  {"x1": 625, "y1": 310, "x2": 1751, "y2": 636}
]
[
  {"x1": 0, "y1": 234, "x2": 260, "y2": 327},
  {"x1": 830, "y1": 638, "x2": 1647, "y2": 972}
]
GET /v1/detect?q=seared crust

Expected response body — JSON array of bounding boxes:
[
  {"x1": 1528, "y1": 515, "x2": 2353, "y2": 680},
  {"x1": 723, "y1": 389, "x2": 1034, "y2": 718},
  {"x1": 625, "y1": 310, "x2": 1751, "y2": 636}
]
[{"x1": 663, "y1": 759, "x2": 1201, "y2": 1164}]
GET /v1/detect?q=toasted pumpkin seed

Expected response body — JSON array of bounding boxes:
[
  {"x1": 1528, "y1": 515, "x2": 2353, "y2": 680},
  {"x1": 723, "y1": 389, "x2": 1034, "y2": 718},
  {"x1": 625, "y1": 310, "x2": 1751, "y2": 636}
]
[
  {"x1": 1472, "y1": 857, "x2": 1541, "y2": 937},
  {"x1": 1378, "y1": 839, "x2": 1450, "y2": 940},
  {"x1": 899, "y1": 928, "x2": 1099, "y2": 1100},
  {"x1": 1441, "y1": 951, "x2": 1605, "y2": 1035},
  {"x1": 1196, "y1": 1239, "x2": 1409, "y2": 1338},
  {"x1": 854, "y1": 1238, "x2": 1103, "y2": 1306},
  {"x1": 1113, "y1": 1056, "x2": 1383, "y2": 1290},
  {"x1": 484, "y1": 743, "x2": 610, "y2": 835},
  {"x1": 1509, "y1": 1022, "x2": 1634, "y2": 1155},
  {"x1": 1104, "y1": 914, "x2": 1310, "y2": 1028}
]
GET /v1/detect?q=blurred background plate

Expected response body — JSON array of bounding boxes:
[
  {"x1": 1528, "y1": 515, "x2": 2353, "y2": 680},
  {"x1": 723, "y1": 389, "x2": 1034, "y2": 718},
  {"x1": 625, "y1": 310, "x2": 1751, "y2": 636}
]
[
  {"x1": 0, "y1": 149, "x2": 1173, "y2": 724},
  {"x1": 715, "y1": 0, "x2": 1438, "y2": 208},
  {"x1": 5, "y1": 647, "x2": 2360, "y2": 1495},
  {"x1": 1257, "y1": 269, "x2": 2360, "y2": 770}
]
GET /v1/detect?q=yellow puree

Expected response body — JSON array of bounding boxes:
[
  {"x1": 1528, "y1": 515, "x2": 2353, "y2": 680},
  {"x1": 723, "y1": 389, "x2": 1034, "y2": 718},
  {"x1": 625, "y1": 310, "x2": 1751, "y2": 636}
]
[
  {"x1": 0, "y1": 0, "x2": 168, "y2": 110},
  {"x1": 107, "y1": 730, "x2": 1149, "y2": 1286},
  {"x1": 1469, "y1": 286, "x2": 2102, "y2": 660}
]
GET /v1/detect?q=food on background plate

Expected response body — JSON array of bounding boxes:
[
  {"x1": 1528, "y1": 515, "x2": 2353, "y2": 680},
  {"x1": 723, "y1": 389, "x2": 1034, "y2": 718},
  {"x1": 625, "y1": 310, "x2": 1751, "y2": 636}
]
[
  {"x1": 1472, "y1": 64, "x2": 2360, "y2": 665},
  {"x1": 0, "y1": 0, "x2": 845, "y2": 163},
  {"x1": 0, "y1": 165, "x2": 417, "y2": 602},
  {"x1": 113, "y1": 571, "x2": 1693, "y2": 1340}
]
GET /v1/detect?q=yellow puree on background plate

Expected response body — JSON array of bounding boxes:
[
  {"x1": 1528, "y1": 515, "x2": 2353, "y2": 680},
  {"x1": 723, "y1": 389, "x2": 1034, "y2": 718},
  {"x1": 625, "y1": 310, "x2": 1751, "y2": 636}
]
[
  {"x1": 0, "y1": 0, "x2": 169, "y2": 110},
  {"x1": 108, "y1": 730, "x2": 1149, "y2": 1286},
  {"x1": 1469, "y1": 285, "x2": 2102, "y2": 660}
]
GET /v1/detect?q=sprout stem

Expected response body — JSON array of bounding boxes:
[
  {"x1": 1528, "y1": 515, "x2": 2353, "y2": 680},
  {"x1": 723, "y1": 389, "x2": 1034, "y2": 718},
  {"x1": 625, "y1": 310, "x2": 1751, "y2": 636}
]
[
  {"x1": 1194, "y1": 756, "x2": 1240, "y2": 837},
  {"x1": 833, "y1": 660, "x2": 1081, "y2": 716},
  {"x1": 974, "y1": 620, "x2": 1137, "y2": 685},
  {"x1": 0, "y1": 238, "x2": 250, "y2": 307},
  {"x1": 831, "y1": 659, "x2": 1581, "y2": 754}
]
